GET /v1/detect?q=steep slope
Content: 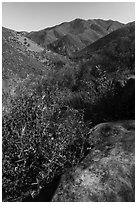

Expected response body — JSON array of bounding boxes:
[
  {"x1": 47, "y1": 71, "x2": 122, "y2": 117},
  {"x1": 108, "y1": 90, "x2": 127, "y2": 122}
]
[
  {"x1": 27, "y1": 18, "x2": 124, "y2": 56},
  {"x1": 2, "y1": 27, "x2": 48, "y2": 112},
  {"x1": 73, "y1": 22, "x2": 135, "y2": 76},
  {"x1": 2, "y1": 26, "x2": 76, "y2": 112},
  {"x1": 2, "y1": 27, "x2": 46, "y2": 79},
  {"x1": 47, "y1": 34, "x2": 83, "y2": 56},
  {"x1": 64, "y1": 22, "x2": 135, "y2": 123},
  {"x1": 75, "y1": 21, "x2": 135, "y2": 58}
]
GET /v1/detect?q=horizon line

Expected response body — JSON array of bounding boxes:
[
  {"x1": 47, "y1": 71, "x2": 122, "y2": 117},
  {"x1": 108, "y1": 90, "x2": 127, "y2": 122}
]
[{"x1": 2, "y1": 17, "x2": 135, "y2": 32}]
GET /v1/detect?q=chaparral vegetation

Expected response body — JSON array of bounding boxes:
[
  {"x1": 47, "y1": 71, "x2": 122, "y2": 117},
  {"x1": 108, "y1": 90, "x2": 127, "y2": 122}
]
[{"x1": 2, "y1": 19, "x2": 135, "y2": 201}]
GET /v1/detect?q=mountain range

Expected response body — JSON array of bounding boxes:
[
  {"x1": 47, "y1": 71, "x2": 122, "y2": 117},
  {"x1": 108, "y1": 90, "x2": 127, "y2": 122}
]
[
  {"x1": 27, "y1": 18, "x2": 124, "y2": 56},
  {"x1": 2, "y1": 18, "x2": 135, "y2": 125}
]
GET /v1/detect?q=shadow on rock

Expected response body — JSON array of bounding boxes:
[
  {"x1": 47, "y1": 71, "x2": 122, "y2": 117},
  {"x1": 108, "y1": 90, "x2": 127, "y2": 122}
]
[
  {"x1": 23, "y1": 176, "x2": 61, "y2": 202},
  {"x1": 52, "y1": 120, "x2": 135, "y2": 202}
]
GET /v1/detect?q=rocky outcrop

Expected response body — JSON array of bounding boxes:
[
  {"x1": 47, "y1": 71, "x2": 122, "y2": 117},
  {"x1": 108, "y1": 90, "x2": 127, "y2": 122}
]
[{"x1": 52, "y1": 120, "x2": 135, "y2": 202}]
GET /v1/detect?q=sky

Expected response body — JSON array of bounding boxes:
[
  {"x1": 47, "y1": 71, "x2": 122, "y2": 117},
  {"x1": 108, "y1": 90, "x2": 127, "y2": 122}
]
[{"x1": 2, "y1": 2, "x2": 135, "y2": 32}]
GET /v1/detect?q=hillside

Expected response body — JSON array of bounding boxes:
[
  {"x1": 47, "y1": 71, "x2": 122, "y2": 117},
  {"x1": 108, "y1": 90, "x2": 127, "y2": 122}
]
[
  {"x1": 2, "y1": 27, "x2": 46, "y2": 79},
  {"x1": 2, "y1": 19, "x2": 135, "y2": 202},
  {"x1": 2, "y1": 27, "x2": 48, "y2": 112},
  {"x1": 72, "y1": 22, "x2": 135, "y2": 80},
  {"x1": 27, "y1": 18, "x2": 124, "y2": 56},
  {"x1": 69, "y1": 22, "x2": 135, "y2": 123},
  {"x1": 2, "y1": 27, "x2": 75, "y2": 112},
  {"x1": 74, "y1": 21, "x2": 135, "y2": 59}
]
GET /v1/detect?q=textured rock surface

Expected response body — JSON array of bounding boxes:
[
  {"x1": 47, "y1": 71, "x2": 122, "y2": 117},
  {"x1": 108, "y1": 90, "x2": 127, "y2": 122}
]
[{"x1": 52, "y1": 120, "x2": 135, "y2": 202}]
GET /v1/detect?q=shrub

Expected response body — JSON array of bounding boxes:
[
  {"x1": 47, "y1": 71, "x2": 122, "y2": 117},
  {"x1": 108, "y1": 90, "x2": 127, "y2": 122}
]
[{"x1": 2, "y1": 93, "x2": 89, "y2": 201}]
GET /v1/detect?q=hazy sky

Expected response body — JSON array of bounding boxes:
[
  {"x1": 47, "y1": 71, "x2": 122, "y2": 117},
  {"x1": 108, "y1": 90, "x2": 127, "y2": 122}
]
[{"x1": 2, "y1": 2, "x2": 135, "y2": 32}]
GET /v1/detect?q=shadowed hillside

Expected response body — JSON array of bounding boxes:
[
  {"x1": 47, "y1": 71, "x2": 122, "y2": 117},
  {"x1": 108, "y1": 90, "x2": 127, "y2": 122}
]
[
  {"x1": 74, "y1": 21, "x2": 135, "y2": 61},
  {"x1": 67, "y1": 22, "x2": 135, "y2": 124}
]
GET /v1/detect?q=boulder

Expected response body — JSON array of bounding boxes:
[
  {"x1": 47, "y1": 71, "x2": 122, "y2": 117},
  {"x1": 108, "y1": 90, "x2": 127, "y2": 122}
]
[{"x1": 52, "y1": 120, "x2": 135, "y2": 202}]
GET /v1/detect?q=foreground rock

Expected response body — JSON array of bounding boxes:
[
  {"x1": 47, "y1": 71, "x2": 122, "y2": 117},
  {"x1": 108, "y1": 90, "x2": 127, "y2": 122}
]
[{"x1": 52, "y1": 120, "x2": 135, "y2": 202}]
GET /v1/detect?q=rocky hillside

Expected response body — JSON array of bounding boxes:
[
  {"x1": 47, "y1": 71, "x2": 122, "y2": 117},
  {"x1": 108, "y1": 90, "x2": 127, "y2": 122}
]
[{"x1": 27, "y1": 19, "x2": 124, "y2": 56}]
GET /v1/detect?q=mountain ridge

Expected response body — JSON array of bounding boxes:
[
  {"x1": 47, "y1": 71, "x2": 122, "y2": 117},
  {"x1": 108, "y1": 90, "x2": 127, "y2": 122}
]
[
  {"x1": 26, "y1": 18, "x2": 125, "y2": 56},
  {"x1": 74, "y1": 21, "x2": 135, "y2": 58}
]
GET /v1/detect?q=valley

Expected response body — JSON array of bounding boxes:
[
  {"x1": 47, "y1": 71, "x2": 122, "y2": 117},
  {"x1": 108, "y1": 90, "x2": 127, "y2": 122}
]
[{"x1": 2, "y1": 18, "x2": 135, "y2": 202}]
